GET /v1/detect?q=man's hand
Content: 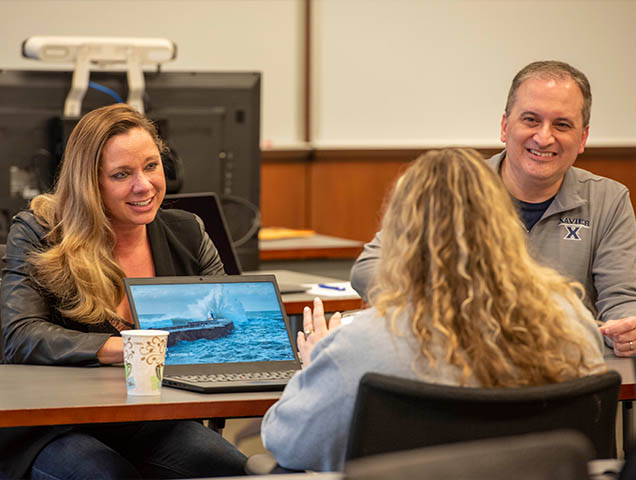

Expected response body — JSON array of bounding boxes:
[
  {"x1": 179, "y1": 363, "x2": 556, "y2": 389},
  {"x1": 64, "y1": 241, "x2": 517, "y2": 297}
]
[
  {"x1": 297, "y1": 297, "x2": 342, "y2": 367},
  {"x1": 600, "y1": 317, "x2": 636, "y2": 356}
]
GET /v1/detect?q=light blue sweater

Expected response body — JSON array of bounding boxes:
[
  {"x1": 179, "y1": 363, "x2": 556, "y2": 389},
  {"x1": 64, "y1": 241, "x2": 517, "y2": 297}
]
[{"x1": 261, "y1": 302, "x2": 604, "y2": 472}]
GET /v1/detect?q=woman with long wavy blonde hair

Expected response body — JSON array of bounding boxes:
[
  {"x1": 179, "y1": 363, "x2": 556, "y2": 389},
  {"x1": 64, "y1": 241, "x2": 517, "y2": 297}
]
[
  {"x1": 371, "y1": 147, "x2": 604, "y2": 387},
  {"x1": 29, "y1": 104, "x2": 168, "y2": 329},
  {"x1": 0, "y1": 103, "x2": 245, "y2": 479},
  {"x1": 261, "y1": 147, "x2": 605, "y2": 472}
]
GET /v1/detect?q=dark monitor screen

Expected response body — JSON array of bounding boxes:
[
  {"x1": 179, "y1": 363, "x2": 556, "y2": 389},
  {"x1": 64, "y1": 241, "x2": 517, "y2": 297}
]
[
  {"x1": 0, "y1": 69, "x2": 261, "y2": 269},
  {"x1": 162, "y1": 192, "x2": 242, "y2": 275}
]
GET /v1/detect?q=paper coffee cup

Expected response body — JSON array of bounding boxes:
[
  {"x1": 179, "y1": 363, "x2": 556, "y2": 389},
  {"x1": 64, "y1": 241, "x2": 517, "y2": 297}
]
[{"x1": 121, "y1": 329, "x2": 169, "y2": 396}]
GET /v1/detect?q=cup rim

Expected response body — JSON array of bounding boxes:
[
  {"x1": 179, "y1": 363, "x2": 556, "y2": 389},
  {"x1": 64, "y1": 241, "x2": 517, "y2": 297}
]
[{"x1": 121, "y1": 329, "x2": 169, "y2": 337}]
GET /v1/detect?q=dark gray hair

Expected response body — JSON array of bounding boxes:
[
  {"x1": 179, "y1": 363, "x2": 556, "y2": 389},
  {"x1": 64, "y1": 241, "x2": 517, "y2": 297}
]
[{"x1": 505, "y1": 61, "x2": 592, "y2": 127}]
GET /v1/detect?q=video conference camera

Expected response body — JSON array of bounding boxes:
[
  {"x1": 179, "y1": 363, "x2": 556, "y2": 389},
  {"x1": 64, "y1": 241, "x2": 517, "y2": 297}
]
[
  {"x1": 22, "y1": 36, "x2": 177, "y2": 116},
  {"x1": 22, "y1": 36, "x2": 176, "y2": 65}
]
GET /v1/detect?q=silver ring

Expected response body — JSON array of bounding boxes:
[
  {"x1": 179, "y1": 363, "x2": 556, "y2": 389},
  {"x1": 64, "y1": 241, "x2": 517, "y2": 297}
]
[
  {"x1": 304, "y1": 329, "x2": 314, "y2": 337},
  {"x1": 630, "y1": 341, "x2": 633, "y2": 351}
]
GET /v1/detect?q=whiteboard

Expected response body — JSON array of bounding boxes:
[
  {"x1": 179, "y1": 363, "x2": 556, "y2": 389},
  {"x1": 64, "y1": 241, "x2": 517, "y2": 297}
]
[{"x1": 311, "y1": 0, "x2": 636, "y2": 148}]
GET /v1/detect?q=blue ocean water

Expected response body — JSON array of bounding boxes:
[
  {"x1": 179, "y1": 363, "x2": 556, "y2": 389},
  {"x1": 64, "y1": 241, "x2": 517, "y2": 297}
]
[{"x1": 139, "y1": 310, "x2": 295, "y2": 365}]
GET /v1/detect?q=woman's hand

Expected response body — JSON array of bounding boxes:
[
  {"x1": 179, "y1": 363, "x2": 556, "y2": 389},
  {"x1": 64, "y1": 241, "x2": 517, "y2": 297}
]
[
  {"x1": 96, "y1": 336, "x2": 124, "y2": 364},
  {"x1": 297, "y1": 297, "x2": 342, "y2": 367}
]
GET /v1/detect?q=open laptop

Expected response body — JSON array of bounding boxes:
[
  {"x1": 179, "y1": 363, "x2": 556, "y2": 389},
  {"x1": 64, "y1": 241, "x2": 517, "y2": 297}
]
[{"x1": 124, "y1": 274, "x2": 302, "y2": 393}]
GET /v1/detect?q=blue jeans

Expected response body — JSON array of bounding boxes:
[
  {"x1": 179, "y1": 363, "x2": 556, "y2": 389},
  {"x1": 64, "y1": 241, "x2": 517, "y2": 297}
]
[{"x1": 30, "y1": 420, "x2": 246, "y2": 479}]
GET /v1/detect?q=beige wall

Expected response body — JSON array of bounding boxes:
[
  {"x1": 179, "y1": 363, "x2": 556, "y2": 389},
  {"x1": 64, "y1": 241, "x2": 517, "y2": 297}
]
[{"x1": 0, "y1": 0, "x2": 304, "y2": 147}]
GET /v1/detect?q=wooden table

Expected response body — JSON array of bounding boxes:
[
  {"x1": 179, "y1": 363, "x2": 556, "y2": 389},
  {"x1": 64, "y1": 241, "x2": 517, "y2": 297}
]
[
  {"x1": 260, "y1": 234, "x2": 363, "y2": 261},
  {"x1": 259, "y1": 269, "x2": 364, "y2": 315},
  {"x1": 605, "y1": 350, "x2": 635, "y2": 401},
  {"x1": 0, "y1": 364, "x2": 280, "y2": 428},
  {"x1": 604, "y1": 350, "x2": 636, "y2": 455},
  {"x1": 0, "y1": 271, "x2": 361, "y2": 429}
]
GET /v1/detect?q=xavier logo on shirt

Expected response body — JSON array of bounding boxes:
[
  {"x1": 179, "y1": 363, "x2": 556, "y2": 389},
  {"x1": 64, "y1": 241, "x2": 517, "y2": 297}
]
[{"x1": 559, "y1": 217, "x2": 590, "y2": 241}]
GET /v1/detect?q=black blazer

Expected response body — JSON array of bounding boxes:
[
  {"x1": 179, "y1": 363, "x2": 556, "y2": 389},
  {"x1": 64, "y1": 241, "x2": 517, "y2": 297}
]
[{"x1": 0, "y1": 208, "x2": 224, "y2": 478}]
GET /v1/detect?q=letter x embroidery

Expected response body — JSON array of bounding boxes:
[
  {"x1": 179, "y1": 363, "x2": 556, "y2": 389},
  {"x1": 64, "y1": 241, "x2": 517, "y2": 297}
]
[{"x1": 564, "y1": 225, "x2": 582, "y2": 240}]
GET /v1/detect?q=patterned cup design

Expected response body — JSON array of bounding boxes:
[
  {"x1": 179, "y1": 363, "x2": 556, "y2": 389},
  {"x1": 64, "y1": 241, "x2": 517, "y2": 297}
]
[{"x1": 121, "y1": 330, "x2": 169, "y2": 396}]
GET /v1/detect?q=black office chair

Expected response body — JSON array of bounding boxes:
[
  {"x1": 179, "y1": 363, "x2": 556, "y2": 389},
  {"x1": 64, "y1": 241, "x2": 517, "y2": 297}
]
[
  {"x1": 346, "y1": 371, "x2": 621, "y2": 461},
  {"x1": 344, "y1": 430, "x2": 594, "y2": 480},
  {"x1": 245, "y1": 369, "x2": 620, "y2": 474}
]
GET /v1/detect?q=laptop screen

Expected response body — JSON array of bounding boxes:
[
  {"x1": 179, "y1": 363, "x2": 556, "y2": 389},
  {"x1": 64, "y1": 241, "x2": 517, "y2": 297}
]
[{"x1": 127, "y1": 277, "x2": 296, "y2": 366}]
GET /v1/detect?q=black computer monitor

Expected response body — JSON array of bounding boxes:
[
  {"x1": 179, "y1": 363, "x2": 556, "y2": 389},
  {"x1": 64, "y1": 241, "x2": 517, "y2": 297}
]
[{"x1": 0, "y1": 69, "x2": 261, "y2": 269}]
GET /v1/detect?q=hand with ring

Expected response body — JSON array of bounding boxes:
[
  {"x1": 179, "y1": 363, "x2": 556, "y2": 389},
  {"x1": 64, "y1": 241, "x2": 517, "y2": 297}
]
[
  {"x1": 297, "y1": 297, "x2": 342, "y2": 367},
  {"x1": 599, "y1": 316, "x2": 636, "y2": 357}
]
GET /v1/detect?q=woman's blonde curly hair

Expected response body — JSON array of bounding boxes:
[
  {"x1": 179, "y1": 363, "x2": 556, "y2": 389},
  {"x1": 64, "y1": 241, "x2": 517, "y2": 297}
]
[{"x1": 371, "y1": 147, "x2": 601, "y2": 387}]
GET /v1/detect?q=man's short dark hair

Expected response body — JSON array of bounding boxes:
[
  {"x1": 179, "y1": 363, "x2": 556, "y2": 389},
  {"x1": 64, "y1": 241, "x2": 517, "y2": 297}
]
[{"x1": 505, "y1": 60, "x2": 592, "y2": 127}]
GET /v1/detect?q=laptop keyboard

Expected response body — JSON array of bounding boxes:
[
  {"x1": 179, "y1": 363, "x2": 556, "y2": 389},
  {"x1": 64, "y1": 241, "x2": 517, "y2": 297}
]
[{"x1": 170, "y1": 370, "x2": 297, "y2": 384}]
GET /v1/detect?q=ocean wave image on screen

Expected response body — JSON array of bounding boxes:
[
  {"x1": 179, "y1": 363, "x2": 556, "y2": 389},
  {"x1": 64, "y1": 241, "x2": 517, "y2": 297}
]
[
  {"x1": 139, "y1": 310, "x2": 294, "y2": 365},
  {"x1": 132, "y1": 282, "x2": 295, "y2": 365}
]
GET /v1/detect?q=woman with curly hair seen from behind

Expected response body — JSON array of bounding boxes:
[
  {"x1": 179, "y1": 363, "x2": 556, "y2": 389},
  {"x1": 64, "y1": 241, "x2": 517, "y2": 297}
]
[
  {"x1": 0, "y1": 103, "x2": 245, "y2": 479},
  {"x1": 261, "y1": 147, "x2": 605, "y2": 471}
]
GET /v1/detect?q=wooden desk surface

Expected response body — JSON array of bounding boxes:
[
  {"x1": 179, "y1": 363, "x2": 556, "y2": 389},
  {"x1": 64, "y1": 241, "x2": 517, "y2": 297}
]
[
  {"x1": 0, "y1": 365, "x2": 280, "y2": 428},
  {"x1": 1, "y1": 352, "x2": 631, "y2": 430},
  {"x1": 604, "y1": 349, "x2": 635, "y2": 401},
  {"x1": 260, "y1": 234, "x2": 363, "y2": 261},
  {"x1": 260, "y1": 269, "x2": 364, "y2": 314}
]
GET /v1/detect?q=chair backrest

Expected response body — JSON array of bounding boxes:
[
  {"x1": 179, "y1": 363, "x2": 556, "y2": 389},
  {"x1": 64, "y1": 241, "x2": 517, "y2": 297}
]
[
  {"x1": 345, "y1": 430, "x2": 593, "y2": 480},
  {"x1": 345, "y1": 371, "x2": 621, "y2": 461},
  {"x1": 162, "y1": 192, "x2": 242, "y2": 275}
]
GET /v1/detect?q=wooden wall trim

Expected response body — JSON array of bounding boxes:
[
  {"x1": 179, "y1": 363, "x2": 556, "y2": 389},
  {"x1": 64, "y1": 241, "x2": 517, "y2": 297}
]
[
  {"x1": 311, "y1": 146, "x2": 636, "y2": 161},
  {"x1": 262, "y1": 148, "x2": 313, "y2": 162},
  {"x1": 263, "y1": 146, "x2": 636, "y2": 162},
  {"x1": 579, "y1": 147, "x2": 636, "y2": 158},
  {"x1": 261, "y1": 146, "x2": 636, "y2": 241}
]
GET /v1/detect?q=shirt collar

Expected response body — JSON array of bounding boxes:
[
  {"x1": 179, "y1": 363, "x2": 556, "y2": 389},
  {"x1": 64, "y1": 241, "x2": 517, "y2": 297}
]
[{"x1": 492, "y1": 150, "x2": 587, "y2": 216}]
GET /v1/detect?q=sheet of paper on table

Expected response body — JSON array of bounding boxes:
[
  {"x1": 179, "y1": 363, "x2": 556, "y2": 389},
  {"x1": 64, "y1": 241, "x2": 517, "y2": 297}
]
[{"x1": 303, "y1": 282, "x2": 358, "y2": 297}]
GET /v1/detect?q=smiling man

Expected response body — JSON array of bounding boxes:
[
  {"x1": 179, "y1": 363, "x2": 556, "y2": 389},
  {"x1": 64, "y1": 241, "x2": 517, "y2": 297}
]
[
  {"x1": 350, "y1": 61, "x2": 636, "y2": 356},
  {"x1": 499, "y1": 66, "x2": 589, "y2": 203}
]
